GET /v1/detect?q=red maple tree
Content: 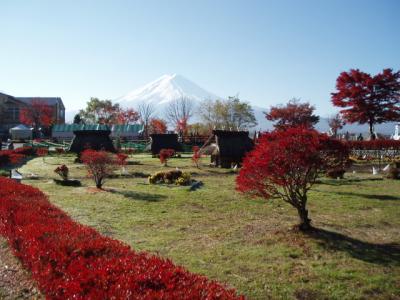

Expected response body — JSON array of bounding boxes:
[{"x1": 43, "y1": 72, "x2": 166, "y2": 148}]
[
  {"x1": 116, "y1": 108, "x2": 140, "y2": 124},
  {"x1": 20, "y1": 100, "x2": 54, "y2": 132},
  {"x1": 81, "y1": 150, "x2": 117, "y2": 189},
  {"x1": 236, "y1": 127, "x2": 349, "y2": 231},
  {"x1": 332, "y1": 68, "x2": 400, "y2": 138},
  {"x1": 192, "y1": 146, "x2": 201, "y2": 168},
  {"x1": 159, "y1": 149, "x2": 175, "y2": 166},
  {"x1": 265, "y1": 98, "x2": 320, "y2": 130},
  {"x1": 149, "y1": 118, "x2": 167, "y2": 134}
]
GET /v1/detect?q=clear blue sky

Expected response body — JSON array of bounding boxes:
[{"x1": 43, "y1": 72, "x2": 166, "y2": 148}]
[{"x1": 1, "y1": 0, "x2": 399, "y2": 116}]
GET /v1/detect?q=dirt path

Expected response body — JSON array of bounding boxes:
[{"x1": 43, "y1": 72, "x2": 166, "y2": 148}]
[{"x1": 0, "y1": 237, "x2": 43, "y2": 299}]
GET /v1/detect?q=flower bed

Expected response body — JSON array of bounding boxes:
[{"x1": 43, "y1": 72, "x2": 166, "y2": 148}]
[{"x1": 0, "y1": 177, "x2": 242, "y2": 299}]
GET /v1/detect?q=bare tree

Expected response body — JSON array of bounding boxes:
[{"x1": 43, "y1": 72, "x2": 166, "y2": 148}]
[
  {"x1": 165, "y1": 97, "x2": 194, "y2": 128},
  {"x1": 137, "y1": 101, "x2": 156, "y2": 138}
]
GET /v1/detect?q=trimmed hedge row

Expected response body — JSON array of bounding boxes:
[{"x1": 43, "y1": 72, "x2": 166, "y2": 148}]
[
  {"x1": 0, "y1": 177, "x2": 242, "y2": 299},
  {"x1": 347, "y1": 140, "x2": 400, "y2": 150}
]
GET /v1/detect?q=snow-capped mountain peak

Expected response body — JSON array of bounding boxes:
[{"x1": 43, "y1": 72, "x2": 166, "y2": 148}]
[{"x1": 115, "y1": 74, "x2": 219, "y2": 108}]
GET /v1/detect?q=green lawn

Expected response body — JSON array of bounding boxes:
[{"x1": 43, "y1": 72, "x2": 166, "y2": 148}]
[{"x1": 19, "y1": 154, "x2": 400, "y2": 299}]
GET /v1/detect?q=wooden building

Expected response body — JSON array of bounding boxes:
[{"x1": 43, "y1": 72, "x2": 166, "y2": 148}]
[{"x1": 200, "y1": 130, "x2": 254, "y2": 168}]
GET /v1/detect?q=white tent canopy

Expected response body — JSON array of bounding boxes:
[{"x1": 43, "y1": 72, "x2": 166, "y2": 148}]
[{"x1": 9, "y1": 124, "x2": 33, "y2": 140}]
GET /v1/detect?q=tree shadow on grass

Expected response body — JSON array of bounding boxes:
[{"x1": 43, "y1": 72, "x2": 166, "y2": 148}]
[
  {"x1": 333, "y1": 191, "x2": 400, "y2": 201},
  {"x1": 107, "y1": 189, "x2": 166, "y2": 202},
  {"x1": 306, "y1": 228, "x2": 400, "y2": 266},
  {"x1": 316, "y1": 177, "x2": 383, "y2": 186}
]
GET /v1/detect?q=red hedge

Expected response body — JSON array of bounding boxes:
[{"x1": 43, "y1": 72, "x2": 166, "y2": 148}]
[
  {"x1": 0, "y1": 146, "x2": 35, "y2": 167},
  {"x1": 0, "y1": 177, "x2": 242, "y2": 299},
  {"x1": 347, "y1": 140, "x2": 400, "y2": 150}
]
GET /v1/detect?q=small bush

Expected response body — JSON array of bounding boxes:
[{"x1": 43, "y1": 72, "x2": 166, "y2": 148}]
[
  {"x1": 81, "y1": 149, "x2": 118, "y2": 189},
  {"x1": 175, "y1": 172, "x2": 191, "y2": 186},
  {"x1": 54, "y1": 164, "x2": 69, "y2": 180},
  {"x1": 159, "y1": 149, "x2": 175, "y2": 166}
]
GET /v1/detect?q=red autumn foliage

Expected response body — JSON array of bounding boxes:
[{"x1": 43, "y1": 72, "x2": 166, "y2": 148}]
[
  {"x1": 80, "y1": 149, "x2": 118, "y2": 189},
  {"x1": 192, "y1": 146, "x2": 201, "y2": 168},
  {"x1": 331, "y1": 68, "x2": 400, "y2": 136},
  {"x1": 36, "y1": 147, "x2": 49, "y2": 157},
  {"x1": 159, "y1": 149, "x2": 175, "y2": 166},
  {"x1": 236, "y1": 127, "x2": 349, "y2": 230},
  {"x1": 0, "y1": 147, "x2": 34, "y2": 167},
  {"x1": 116, "y1": 153, "x2": 128, "y2": 166},
  {"x1": 20, "y1": 100, "x2": 54, "y2": 131},
  {"x1": 265, "y1": 99, "x2": 320, "y2": 130},
  {"x1": 149, "y1": 118, "x2": 168, "y2": 134},
  {"x1": 347, "y1": 140, "x2": 400, "y2": 151},
  {"x1": 0, "y1": 177, "x2": 242, "y2": 299},
  {"x1": 346, "y1": 140, "x2": 400, "y2": 160},
  {"x1": 116, "y1": 108, "x2": 140, "y2": 125},
  {"x1": 36, "y1": 147, "x2": 49, "y2": 162},
  {"x1": 0, "y1": 151, "x2": 24, "y2": 167}
]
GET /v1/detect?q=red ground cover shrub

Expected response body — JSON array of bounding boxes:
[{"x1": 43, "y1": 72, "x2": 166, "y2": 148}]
[
  {"x1": 347, "y1": 140, "x2": 400, "y2": 160},
  {"x1": 347, "y1": 140, "x2": 400, "y2": 150},
  {"x1": 0, "y1": 177, "x2": 242, "y2": 299},
  {"x1": 0, "y1": 146, "x2": 34, "y2": 167}
]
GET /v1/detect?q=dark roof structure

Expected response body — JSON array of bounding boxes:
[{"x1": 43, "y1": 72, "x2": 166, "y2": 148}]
[
  {"x1": 150, "y1": 134, "x2": 183, "y2": 155},
  {"x1": 201, "y1": 130, "x2": 254, "y2": 168},
  {"x1": 69, "y1": 130, "x2": 116, "y2": 154}
]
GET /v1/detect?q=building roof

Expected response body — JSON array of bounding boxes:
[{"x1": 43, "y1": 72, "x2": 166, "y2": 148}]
[
  {"x1": 16, "y1": 97, "x2": 64, "y2": 109},
  {"x1": 52, "y1": 124, "x2": 143, "y2": 134}
]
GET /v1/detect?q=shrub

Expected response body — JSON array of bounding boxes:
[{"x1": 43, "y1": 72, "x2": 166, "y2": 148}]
[
  {"x1": 54, "y1": 164, "x2": 69, "y2": 180},
  {"x1": 159, "y1": 149, "x2": 175, "y2": 166},
  {"x1": 192, "y1": 146, "x2": 201, "y2": 168},
  {"x1": 148, "y1": 170, "x2": 191, "y2": 185},
  {"x1": 116, "y1": 153, "x2": 128, "y2": 166},
  {"x1": 0, "y1": 177, "x2": 242, "y2": 299},
  {"x1": 236, "y1": 127, "x2": 349, "y2": 231},
  {"x1": 163, "y1": 169, "x2": 182, "y2": 183},
  {"x1": 0, "y1": 150, "x2": 25, "y2": 167},
  {"x1": 175, "y1": 172, "x2": 191, "y2": 186},
  {"x1": 80, "y1": 149, "x2": 118, "y2": 189},
  {"x1": 148, "y1": 171, "x2": 166, "y2": 184}
]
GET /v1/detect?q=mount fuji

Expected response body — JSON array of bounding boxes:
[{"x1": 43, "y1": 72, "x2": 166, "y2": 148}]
[{"x1": 115, "y1": 74, "x2": 219, "y2": 109}]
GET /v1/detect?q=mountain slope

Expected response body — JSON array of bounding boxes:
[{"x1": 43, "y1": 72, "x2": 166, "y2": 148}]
[{"x1": 115, "y1": 74, "x2": 219, "y2": 109}]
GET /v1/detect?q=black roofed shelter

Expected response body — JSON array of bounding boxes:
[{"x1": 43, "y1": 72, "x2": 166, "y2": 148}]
[
  {"x1": 200, "y1": 130, "x2": 254, "y2": 168},
  {"x1": 150, "y1": 133, "x2": 183, "y2": 155},
  {"x1": 69, "y1": 125, "x2": 116, "y2": 154}
]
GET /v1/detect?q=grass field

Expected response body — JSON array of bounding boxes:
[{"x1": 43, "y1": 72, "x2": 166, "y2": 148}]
[{"x1": 18, "y1": 154, "x2": 400, "y2": 299}]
